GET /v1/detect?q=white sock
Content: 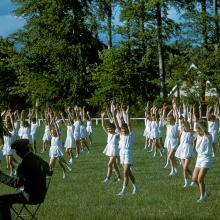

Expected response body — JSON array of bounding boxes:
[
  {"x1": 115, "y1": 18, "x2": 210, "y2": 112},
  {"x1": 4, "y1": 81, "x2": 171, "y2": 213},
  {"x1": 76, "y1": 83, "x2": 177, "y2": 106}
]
[
  {"x1": 132, "y1": 184, "x2": 136, "y2": 190},
  {"x1": 121, "y1": 185, "x2": 126, "y2": 193}
]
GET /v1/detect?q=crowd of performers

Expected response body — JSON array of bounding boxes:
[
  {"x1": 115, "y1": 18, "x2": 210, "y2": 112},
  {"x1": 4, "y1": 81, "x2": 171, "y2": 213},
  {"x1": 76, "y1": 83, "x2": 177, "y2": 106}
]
[
  {"x1": 0, "y1": 106, "x2": 92, "y2": 179},
  {"x1": 0, "y1": 98, "x2": 219, "y2": 203}
]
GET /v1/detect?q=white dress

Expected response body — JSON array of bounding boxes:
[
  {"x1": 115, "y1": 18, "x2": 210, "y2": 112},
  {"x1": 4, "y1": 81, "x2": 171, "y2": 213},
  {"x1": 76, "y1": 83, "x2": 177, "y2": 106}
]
[
  {"x1": 18, "y1": 125, "x2": 24, "y2": 138},
  {"x1": 103, "y1": 133, "x2": 119, "y2": 157},
  {"x1": 208, "y1": 120, "x2": 219, "y2": 144},
  {"x1": 21, "y1": 127, "x2": 32, "y2": 143},
  {"x1": 175, "y1": 131, "x2": 193, "y2": 159},
  {"x1": 158, "y1": 120, "x2": 164, "y2": 139},
  {"x1": 86, "y1": 121, "x2": 92, "y2": 134},
  {"x1": 195, "y1": 134, "x2": 212, "y2": 168},
  {"x1": 73, "y1": 121, "x2": 81, "y2": 141},
  {"x1": 43, "y1": 125, "x2": 51, "y2": 141},
  {"x1": 49, "y1": 136, "x2": 64, "y2": 158},
  {"x1": 143, "y1": 119, "x2": 150, "y2": 138},
  {"x1": 164, "y1": 124, "x2": 179, "y2": 150},
  {"x1": 80, "y1": 122, "x2": 88, "y2": 139},
  {"x1": 149, "y1": 121, "x2": 160, "y2": 139},
  {"x1": 64, "y1": 125, "x2": 76, "y2": 148},
  {"x1": 3, "y1": 132, "x2": 15, "y2": 156},
  {"x1": 119, "y1": 132, "x2": 134, "y2": 165},
  {"x1": 31, "y1": 121, "x2": 39, "y2": 141}
]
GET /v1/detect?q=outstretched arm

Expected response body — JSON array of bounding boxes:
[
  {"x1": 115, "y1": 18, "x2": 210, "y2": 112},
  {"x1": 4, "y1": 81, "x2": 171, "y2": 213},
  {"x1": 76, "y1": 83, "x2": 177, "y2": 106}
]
[{"x1": 101, "y1": 111, "x2": 108, "y2": 134}]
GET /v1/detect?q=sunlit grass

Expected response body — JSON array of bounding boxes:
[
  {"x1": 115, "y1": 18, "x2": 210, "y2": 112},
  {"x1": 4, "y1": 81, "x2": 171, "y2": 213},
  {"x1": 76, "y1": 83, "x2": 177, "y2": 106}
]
[{"x1": 1, "y1": 122, "x2": 220, "y2": 219}]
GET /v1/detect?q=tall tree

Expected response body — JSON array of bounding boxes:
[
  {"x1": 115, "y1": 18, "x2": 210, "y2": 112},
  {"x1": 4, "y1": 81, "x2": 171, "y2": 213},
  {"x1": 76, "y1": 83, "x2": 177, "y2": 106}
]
[{"x1": 11, "y1": 0, "x2": 103, "y2": 107}]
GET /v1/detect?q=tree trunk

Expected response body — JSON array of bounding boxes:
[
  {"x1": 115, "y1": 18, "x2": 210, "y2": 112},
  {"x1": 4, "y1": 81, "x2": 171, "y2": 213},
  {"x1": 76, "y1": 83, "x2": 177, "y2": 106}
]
[
  {"x1": 201, "y1": 0, "x2": 208, "y2": 48},
  {"x1": 107, "y1": 4, "x2": 112, "y2": 49},
  {"x1": 213, "y1": 0, "x2": 219, "y2": 47},
  {"x1": 140, "y1": 0, "x2": 146, "y2": 54},
  {"x1": 156, "y1": 3, "x2": 166, "y2": 99}
]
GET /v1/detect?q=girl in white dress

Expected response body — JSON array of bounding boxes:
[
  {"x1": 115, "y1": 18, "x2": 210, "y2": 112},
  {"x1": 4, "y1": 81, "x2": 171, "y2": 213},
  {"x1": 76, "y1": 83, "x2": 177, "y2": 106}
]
[
  {"x1": 41, "y1": 110, "x2": 51, "y2": 153},
  {"x1": 73, "y1": 114, "x2": 81, "y2": 158},
  {"x1": 115, "y1": 109, "x2": 138, "y2": 196},
  {"x1": 150, "y1": 112, "x2": 162, "y2": 157},
  {"x1": 164, "y1": 102, "x2": 179, "y2": 176},
  {"x1": 30, "y1": 108, "x2": 39, "y2": 153},
  {"x1": 101, "y1": 111, "x2": 121, "y2": 183},
  {"x1": 49, "y1": 116, "x2": 71, "y2": 179},
  {"x1": 3, "y1": 111, "x2": 17, "y2": 175},
  {"x1": 85, "y1": 111, "x2": 92, "y2": 145},
  {"x1": 80, "y1": 107, "x2": 90, "y2": 152},
  {"x1": 143, "y1": 103, "x2": 151, "y2": 150},
  {"x1": 175, "y1": 121, "x2": 193, "y2": 187},
  {"x1": 192, "y1": 119, "x2": 212, "y2": 203},
  {"x1": 61, "y1": 109, "x2": 75, "y2": 165},
  {"x1": 20, "y1": 109, "x2": 32, "y2": 144},
  {"x1": 206, "y1": 106, "x2": 219, "y2": 157}
]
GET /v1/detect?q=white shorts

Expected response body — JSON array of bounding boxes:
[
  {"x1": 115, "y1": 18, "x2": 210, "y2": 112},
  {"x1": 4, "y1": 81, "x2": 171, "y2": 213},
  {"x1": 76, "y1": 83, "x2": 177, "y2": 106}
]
[
  {"x1": 49, "y1": 146, "x2": 64, "y2": 158},
  {"x1": 120, "y1": 149, "x2": 133, "y2": 165},
  {"x1": 195, "y1": 156, "x2": 212, "y2": 168}
]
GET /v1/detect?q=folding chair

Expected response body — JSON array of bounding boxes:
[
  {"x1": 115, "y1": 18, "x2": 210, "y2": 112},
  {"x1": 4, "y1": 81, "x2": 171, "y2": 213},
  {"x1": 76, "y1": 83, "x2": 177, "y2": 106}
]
[{"x1": 11, "y1": 172, "x2": 53, "y2": 220}]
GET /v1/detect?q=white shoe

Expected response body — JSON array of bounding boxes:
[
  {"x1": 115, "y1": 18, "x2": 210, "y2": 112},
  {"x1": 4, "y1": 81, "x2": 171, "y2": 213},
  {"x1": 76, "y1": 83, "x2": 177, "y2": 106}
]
[
  {"x1": 75, "y1": 154, "x2": 79, "y2": 158},
  {"x1": 169, "y1": 171, "x2": 176, "y2": 176},
  {"x1": 116, "y1": 177, "x2": 121, "y2": 182},
  {"x1": 117, "y1": 191, "x2": 126, "y2": 196},
  {"x1": 63, "y1": 172, "x2": 66, "y2": 179},
  {"x1": 102, "y1": 178, "x2": 110, "y2": 184},
  {"x1": 153, "y1": 152, "x2": 156, "y2": 157},
  {"x1": 190, "y1": 181, "x2": 195, "y2": 187},
  {"x1": 197, "y1": 197, "x2": 205, "y2": 203},
  {"x1": 183, "y1": 182, "x2": 189, "y2": 188}
]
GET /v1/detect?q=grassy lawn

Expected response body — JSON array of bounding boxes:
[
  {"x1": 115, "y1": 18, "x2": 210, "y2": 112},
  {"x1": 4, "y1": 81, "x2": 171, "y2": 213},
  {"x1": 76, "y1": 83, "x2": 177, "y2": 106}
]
[{"x1": 1, "y1": 121, "x2": 220, "y2": 220}]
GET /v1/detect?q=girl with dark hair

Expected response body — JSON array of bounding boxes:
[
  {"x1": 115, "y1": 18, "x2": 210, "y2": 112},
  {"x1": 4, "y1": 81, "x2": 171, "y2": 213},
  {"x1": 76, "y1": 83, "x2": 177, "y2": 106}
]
[
  {"x1": 193, "y1": 119, "x2": 212, "y2": 203},
  {"x1": 101, "y1": 111, "x2": 121, "y2": 183}
]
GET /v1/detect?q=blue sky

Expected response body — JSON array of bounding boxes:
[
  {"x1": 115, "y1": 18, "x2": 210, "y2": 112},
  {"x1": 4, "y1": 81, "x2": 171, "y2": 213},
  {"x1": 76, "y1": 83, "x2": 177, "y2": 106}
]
[
  {"x1": 0, "y1": 0, "x2": 179, "y2": 38},
  {"x1": 0, "y1": 0, "x2": 25, "y2": 37}
]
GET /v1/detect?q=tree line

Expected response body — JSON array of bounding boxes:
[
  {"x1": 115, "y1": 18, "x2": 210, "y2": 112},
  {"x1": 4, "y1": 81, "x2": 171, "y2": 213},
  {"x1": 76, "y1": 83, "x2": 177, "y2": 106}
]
[{"x1": 0, "y1": 0, "x2": 220, "y2": 112}]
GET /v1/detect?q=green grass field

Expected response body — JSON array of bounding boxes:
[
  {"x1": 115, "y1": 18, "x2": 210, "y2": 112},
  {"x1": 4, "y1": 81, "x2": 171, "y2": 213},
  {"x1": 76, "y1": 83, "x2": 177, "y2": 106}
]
[{"x1": 1, "y1": 122, "x2": 220, "y2": 220}]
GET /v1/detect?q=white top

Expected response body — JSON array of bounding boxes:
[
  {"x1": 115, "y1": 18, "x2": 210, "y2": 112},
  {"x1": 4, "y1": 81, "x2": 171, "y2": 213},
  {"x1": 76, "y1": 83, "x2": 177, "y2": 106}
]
[
  {"x1": 166, "y1": 124, "x2": 178, "y2": 139},
  {"x1": 103, "y1": 133, "x2": 119, "y2": 157},
  {"x1": 31, "y1": 122, "x2": 39, "y2": 135},
  {"x1": 21, "y1": 127, "x2": 31, "y2": 141},
  {"x1": 208, "y1": 120, "x2": 218, "y2": 133},
  {"x1": 195, "y1": 134, "x2": 212, "y2": 158},
  {"x1": 119, "y1": 132, "x2": 134, "y2": 150}
]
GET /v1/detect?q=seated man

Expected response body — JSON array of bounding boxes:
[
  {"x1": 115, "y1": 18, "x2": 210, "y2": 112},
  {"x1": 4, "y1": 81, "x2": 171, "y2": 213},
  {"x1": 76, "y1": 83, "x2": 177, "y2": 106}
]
[{"x1": 0, "y1": 139, "x2": 51, "y2": 220}]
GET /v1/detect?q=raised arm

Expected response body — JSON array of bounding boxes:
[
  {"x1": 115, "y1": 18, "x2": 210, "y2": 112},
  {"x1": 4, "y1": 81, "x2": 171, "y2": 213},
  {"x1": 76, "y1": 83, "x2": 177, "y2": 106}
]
[
  {"x1": 101, "y1": 111, "x2": 108, "y2": 134},
  {"x1": 126, "y1": 108, "x2": 132, "y2": 133}
]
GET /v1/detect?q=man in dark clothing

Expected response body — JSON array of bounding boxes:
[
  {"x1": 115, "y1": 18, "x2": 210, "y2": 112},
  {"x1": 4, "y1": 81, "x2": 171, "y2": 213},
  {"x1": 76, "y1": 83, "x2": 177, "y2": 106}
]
[{"x1": 0, "y1": 139, "x2": 51, "y2": 220}]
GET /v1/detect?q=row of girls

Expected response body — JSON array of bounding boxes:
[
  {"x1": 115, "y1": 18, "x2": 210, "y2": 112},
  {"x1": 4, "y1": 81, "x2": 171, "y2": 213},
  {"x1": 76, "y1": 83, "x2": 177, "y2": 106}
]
[
  {"x1": 0, "y1": 106, "x2": 93, "y2": 179},
  {"x1": 143, "y1": 98, "x2": 219, "y2": 203}
]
